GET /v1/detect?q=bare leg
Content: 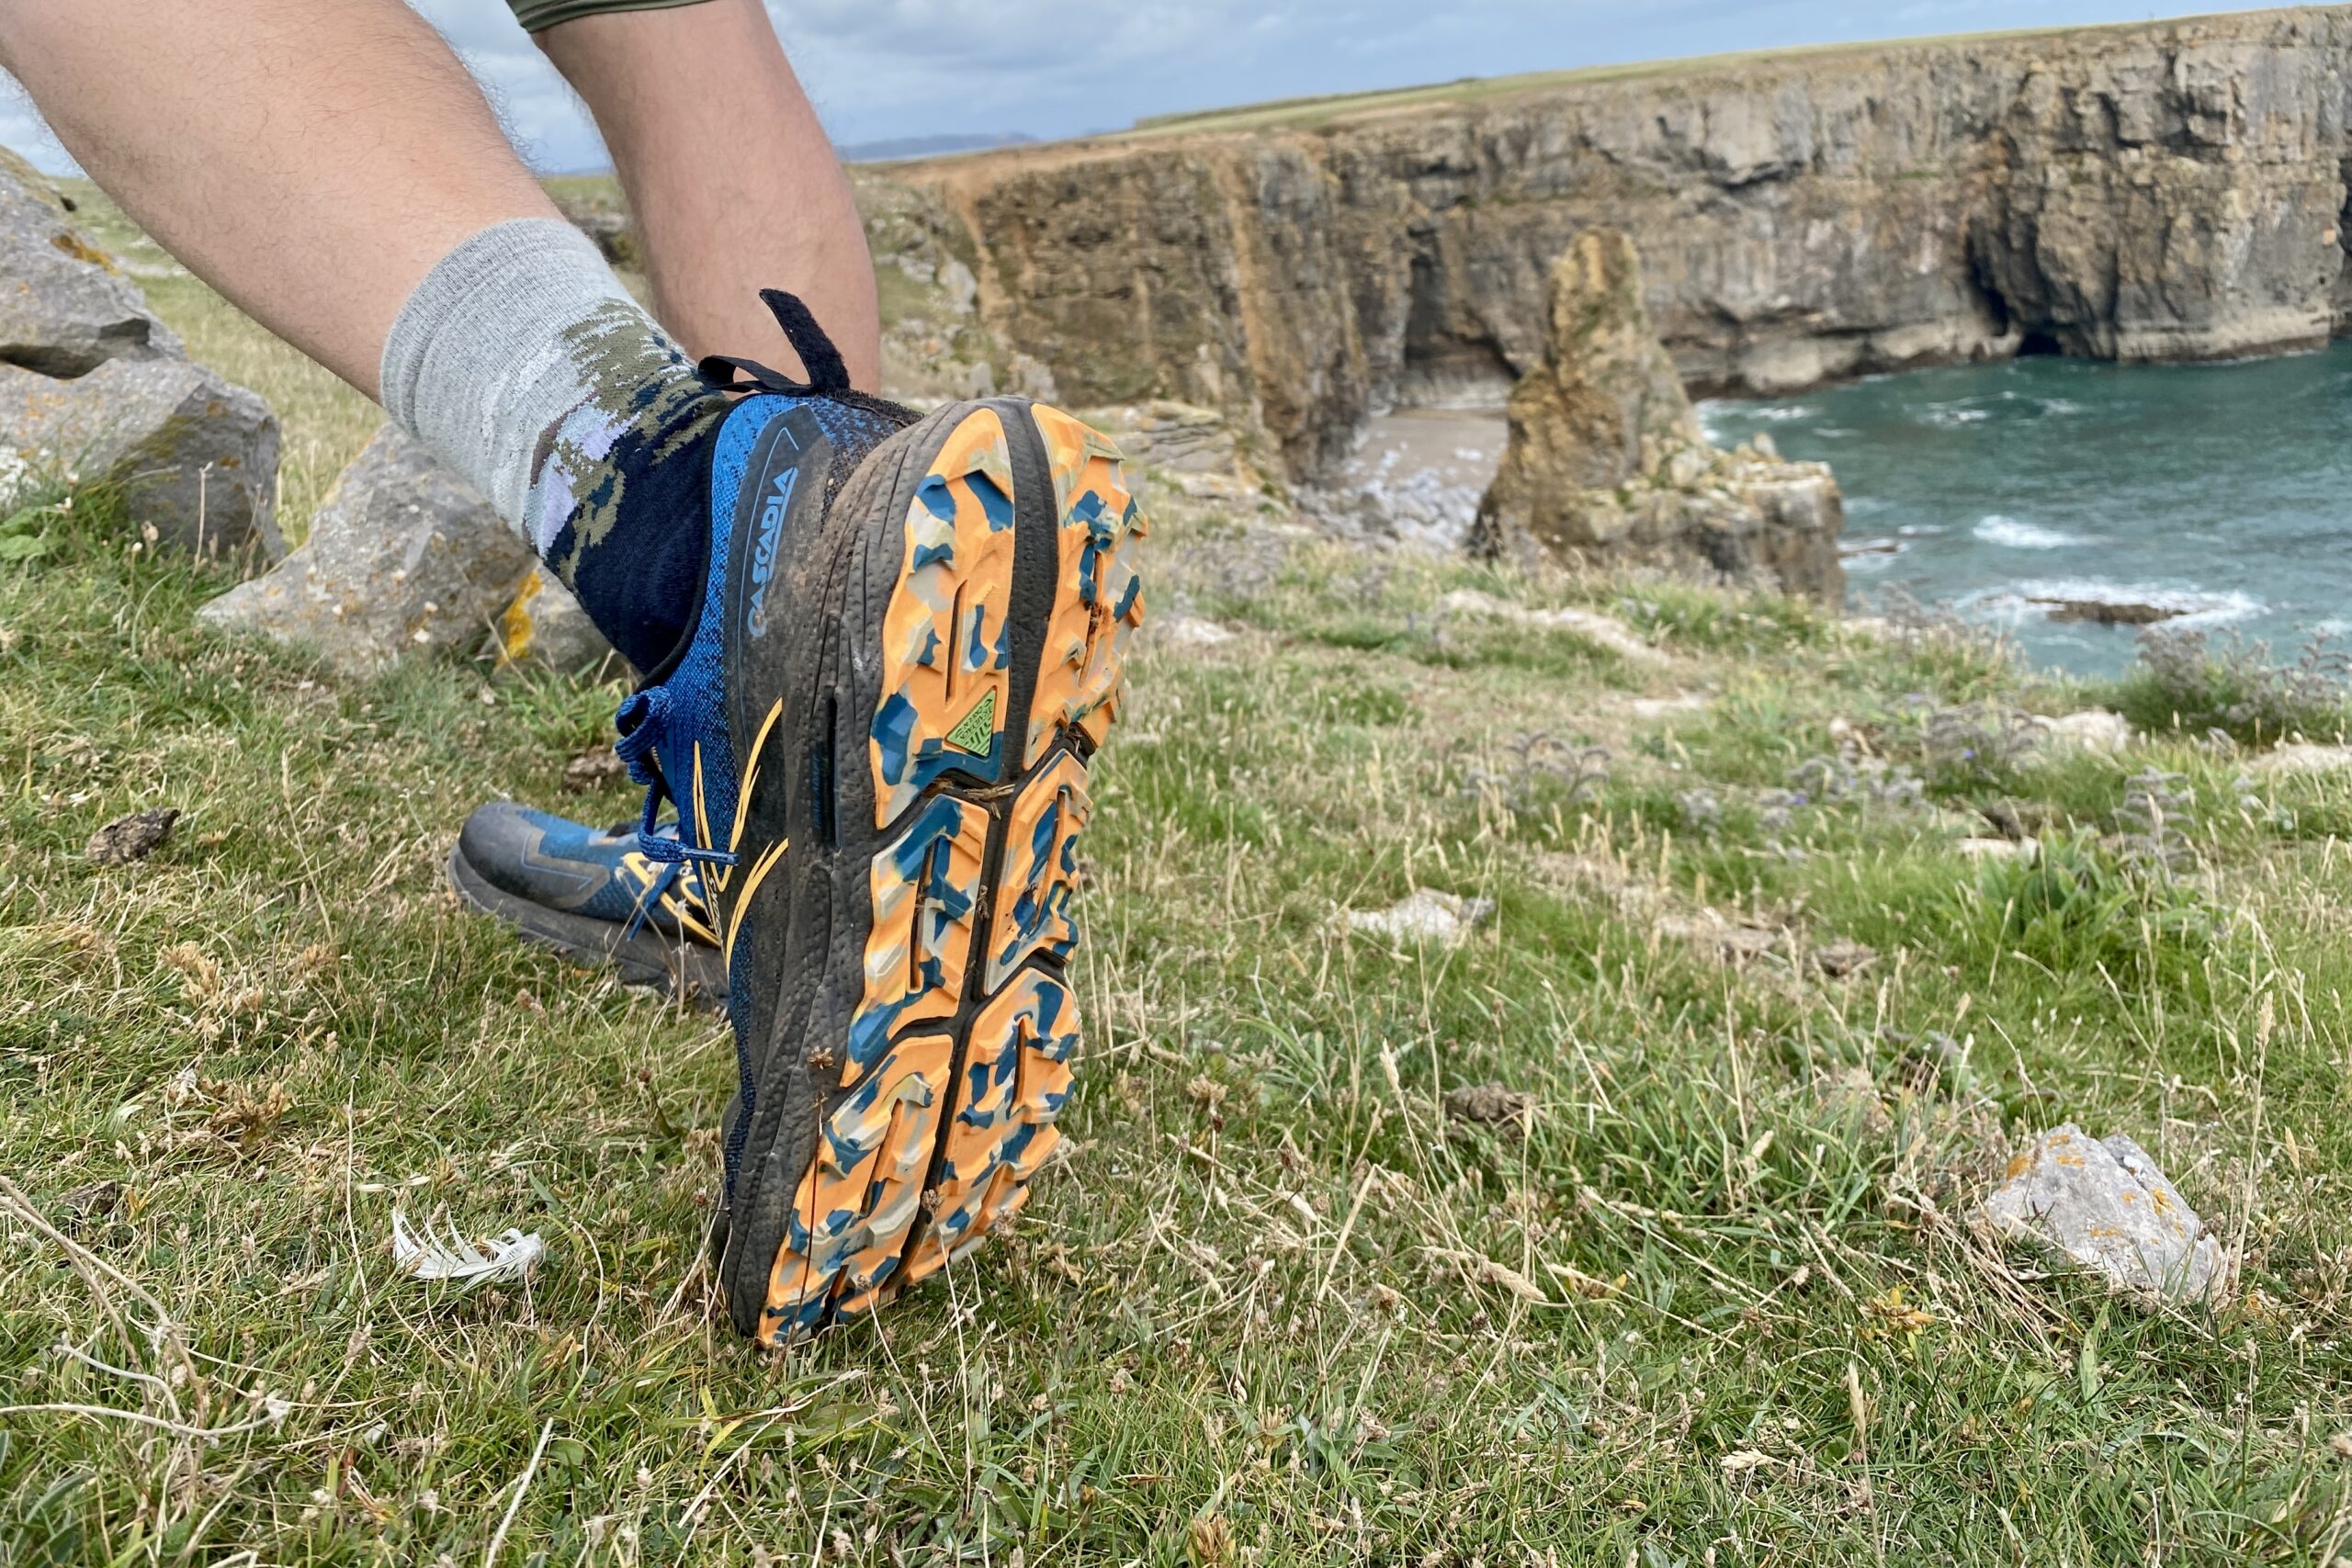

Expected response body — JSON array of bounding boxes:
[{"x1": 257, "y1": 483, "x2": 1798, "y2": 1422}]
[
  {"x1": 536, "y1": 0, "x2": 880, "y2": 387},
  {"x1": 0, "y1": 0, "x2": 560, "y2": 398}
]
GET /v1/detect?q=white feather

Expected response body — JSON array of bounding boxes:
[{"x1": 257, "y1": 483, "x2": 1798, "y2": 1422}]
[{"x1": 390, "y1": 1208, "x2": 545, "y2": 1287}]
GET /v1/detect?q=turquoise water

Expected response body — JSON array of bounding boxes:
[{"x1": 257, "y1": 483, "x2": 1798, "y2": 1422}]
[{"x1": 1700, "y1": 343, "x2": 2352, "y2": 676}]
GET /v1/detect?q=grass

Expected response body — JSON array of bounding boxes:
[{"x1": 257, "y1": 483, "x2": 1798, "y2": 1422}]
[
  {"x1": 1099, "y1": 7, "x2": 2304, "y2": 141},
  {"x1": 7, "y1": 232, "x2": 2352, "y2": 1563}
]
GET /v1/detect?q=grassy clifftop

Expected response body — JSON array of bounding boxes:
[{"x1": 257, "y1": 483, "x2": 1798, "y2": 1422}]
[
  {"x1": 6, "y1": 231, "x2": 2352, "y2": 1562},
  {"x1": 1046, "y1": 7, "x2": 2335, "y2": 144}
]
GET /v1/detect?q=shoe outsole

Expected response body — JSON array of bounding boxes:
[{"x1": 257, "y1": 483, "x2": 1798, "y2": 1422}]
[
  {"x1": 446, "y1": 840, "x2": 726, "y2": 1005},
  {"x1": 729, "y1": 398, "x2": 1144, "y2": 1346}
]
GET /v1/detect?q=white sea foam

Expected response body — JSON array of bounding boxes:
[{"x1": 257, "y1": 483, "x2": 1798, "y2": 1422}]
[
  {"x1": 1973, "y1": 515, "x2": 2084, "y2": 550},
  {"x1": 1924, "y1": 406, "x2": 1992, "y2": 427}
]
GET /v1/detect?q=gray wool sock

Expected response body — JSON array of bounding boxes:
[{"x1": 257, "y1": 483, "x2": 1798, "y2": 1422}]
[
  {"x1": 379, "y1": 217, "x2": 707, "y2": 558},
  {"x1": 378, "y1": 218, "x2": 730, "y2": 671}
]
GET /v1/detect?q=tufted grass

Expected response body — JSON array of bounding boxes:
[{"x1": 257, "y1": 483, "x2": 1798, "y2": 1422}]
[{"x1": 5, "y1": 228, "x2": 2352, "y2": 1565}]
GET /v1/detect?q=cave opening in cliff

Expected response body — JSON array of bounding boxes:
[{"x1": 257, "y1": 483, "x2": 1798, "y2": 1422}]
[
  {"x1": 1398, "y1": 245, "x2": 1519, "y2": 410},
  {"x1": 2016, "y1": 330, "x2": 2065, "y2": 358}
]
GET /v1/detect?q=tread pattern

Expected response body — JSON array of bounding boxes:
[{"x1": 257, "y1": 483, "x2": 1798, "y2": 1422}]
[
  {"x1": 1025, "y1": 407, "x2": 1147, "y2": 764},
  {"x1": 755, "y1": 403, "x2": 1146, "y2": 1344},
  {"x1": 869, "y1": 411, "x2": 1018, "y2": 826},
  {"x1": 984, "y1": 752, "x2": 1088, "y2": 992}
]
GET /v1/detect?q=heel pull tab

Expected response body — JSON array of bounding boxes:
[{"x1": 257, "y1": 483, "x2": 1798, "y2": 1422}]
[
  {"x1": 695, "y1": 290, "x2": 854, "y2": 398},
  {"x1": 760, "y1": 288, "x2": 852, "y2": 394}
]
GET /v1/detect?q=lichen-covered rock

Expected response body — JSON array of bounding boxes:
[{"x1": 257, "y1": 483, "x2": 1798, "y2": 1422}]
[
  {"x1": 492, "y1": 568, "x2": 618, "y2": 676},
  {"x1": 0, "y1": 145, "x2": 181, "y2": 376},
  {"x1": 199, "y1": 425, "x2": 529, "y2": 674},
  {"x1": 1471, "y1": 233, "x2": 1844, "y2": 602},
  {"x1": 0, "y1": 357, "x2": 280, "y2": 558},
  {"x1": 1979, "y1": 1123, "x2": 2229, "y2": 1305}
]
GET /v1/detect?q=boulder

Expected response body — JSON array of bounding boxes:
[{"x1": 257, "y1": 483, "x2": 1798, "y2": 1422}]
[
  {"x1": 492, "y1": 567, "x2": 619, "y2": 676},
  {"x1": 0, "y1": 357, "x2": 280, "y2": 558},
  {"x1": 199, "y1": 425, "x2": 531, "y2": 674},
  {"x1": 0, "y1": 143, "x2": 280, "y2": 558},
  {"x1": 0, "y1": 146, "x2": 181, "y2": 376},
  {"x1": 1471, "y1": 231, "x2": 1844, "y2": 603},
  {"x1": 1979, "y1": 1124, "x2": 2229, "y2": 1305},
  {"x1": 1075, "y1": 401, "x2": 1244, "y2": 478}
]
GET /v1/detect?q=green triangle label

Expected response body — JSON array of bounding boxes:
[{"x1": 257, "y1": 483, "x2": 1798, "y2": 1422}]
[{"x1": 944, "y1": 687, "x2": 998, "y2": 755}]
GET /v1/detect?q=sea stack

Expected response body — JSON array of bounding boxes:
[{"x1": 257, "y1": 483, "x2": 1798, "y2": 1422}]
[{"x1": 1471, "y1": 231, "x2": 1846, "y2": 603}]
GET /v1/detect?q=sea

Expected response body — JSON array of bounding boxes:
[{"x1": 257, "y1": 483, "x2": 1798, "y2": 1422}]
[{"x1": 1700, "y1": 342, "x2": 2352, "y2": 676}]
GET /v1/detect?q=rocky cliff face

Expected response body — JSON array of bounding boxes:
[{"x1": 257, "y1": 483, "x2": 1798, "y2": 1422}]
[{"x1": 899, "y1": 6, "x2": 2352, "y2": 480}]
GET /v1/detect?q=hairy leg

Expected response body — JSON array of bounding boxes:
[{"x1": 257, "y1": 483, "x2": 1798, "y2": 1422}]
[
  {"x1": 536, "y1": 0, "x2": 880, "y2": 386},
  {"x1": 0, "y1": 0, "x2": 560, "y2": 397}
]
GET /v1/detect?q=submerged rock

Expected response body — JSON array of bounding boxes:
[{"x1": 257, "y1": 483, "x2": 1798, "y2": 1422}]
[
  {"x1": 1979, "y1": 1124, "x2": 2229, "y2": 1305},
  {"x1": 0, "y1": 358, "x2": 281, "y2": 558},
  {"x1": 1471, "y1": 232, "x2": 1844, "y2": 603},
  {"x1": 200, "y1": 425, "x2": 529, "y2": 674},
  {"x1": 2031, "y1": 596, "x2": 2189, "y2": 626}
]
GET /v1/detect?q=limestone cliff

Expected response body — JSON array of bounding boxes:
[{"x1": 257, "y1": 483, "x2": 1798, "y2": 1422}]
[
  {"x1": 1473, "y1": 232, "x2": 1844, "y2": 602},
  {"x1": 896, "y1": 6, "x2": 2352, "y2": 479}
]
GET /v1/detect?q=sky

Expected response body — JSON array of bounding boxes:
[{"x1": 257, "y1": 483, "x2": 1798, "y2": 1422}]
[{"x1": 0, "y1": 0, "x2": 2291, "y2": 174}]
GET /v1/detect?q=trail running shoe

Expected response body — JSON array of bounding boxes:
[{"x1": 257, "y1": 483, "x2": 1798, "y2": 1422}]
[
  {"x1": 614, "y1": 292, "x2": 1147, "y2": 1344},
  {"x1": 447, "y1": 802, "x2": 724, "y2": 1004}
]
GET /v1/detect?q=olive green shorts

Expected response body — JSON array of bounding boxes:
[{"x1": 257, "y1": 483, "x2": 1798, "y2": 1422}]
[{"x1": 508, "y1": 0, "x2": 715, "y2": 33}]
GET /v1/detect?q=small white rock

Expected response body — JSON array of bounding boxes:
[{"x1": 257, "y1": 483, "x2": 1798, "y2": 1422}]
[
  {"x1": 1979, "y1": 1124, "x2": 2228, "y2": 1305},
  {"x1": 1344, "y1": 889, "x2": 1496, "y2": 948},
  {"x1": 2032, "y1": 710, "x2": 2134, "y2": 755},
  {"x1": 1436, "y1": 588, "x2": 1668, "y2": 666},
  {"x1": 1155, "y1": 615, "x2": 1237, "y2": 651},
  {"x1": 1958, "y1": 836, "x2": 2039, "y2": 863},
  {"x1": 2252, "y1": 742, "x2": 2352, "y2": 776}
]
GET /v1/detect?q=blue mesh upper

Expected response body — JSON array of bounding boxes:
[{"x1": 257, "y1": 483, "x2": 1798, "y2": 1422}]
[{"x1": 610, "y1": 389, "x2": 910, "y2": 1196}]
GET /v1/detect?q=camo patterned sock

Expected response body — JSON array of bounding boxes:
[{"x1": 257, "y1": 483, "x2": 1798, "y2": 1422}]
[{"x1": 380, "y1": 218, "x2": 727, "y2": 673}]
